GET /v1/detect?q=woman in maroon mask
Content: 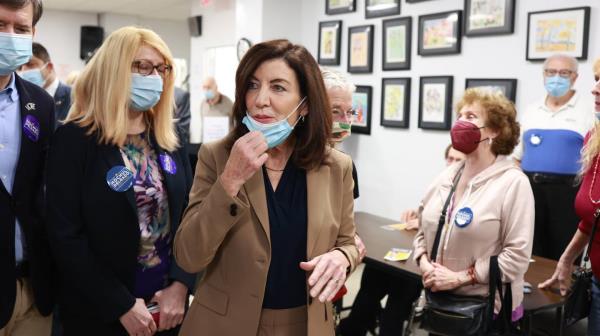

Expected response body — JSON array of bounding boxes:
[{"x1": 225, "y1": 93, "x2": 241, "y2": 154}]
[{"x1": 412, "y1": 88, "x2": 535, "y2": 330}]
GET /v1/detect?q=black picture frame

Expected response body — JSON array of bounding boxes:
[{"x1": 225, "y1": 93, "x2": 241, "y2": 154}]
[
  {"x1": 419, "y1": 76, "x2": 453, "y2": 130},
  {"x1": 348, "y1": 25, "x2": 374, "y2": 73},
  {"x1": 351, "y1": 86, "x2": 372, "y2": 135},
  {"x1": 382, "y1": 17, "x2": 412, "y2": 71},
  {"x1": 406, "y1": 0, "x2": 433, "y2": 2},
  {"x1": 465, "y1": 78, "x2": 517, "y2": 103},
  {"x1": 464, "y1": 0, "x2": 515, "y2": 36},
  {"x1": 325, "y1": 0, "x2": 356, "y2": 15},
  {"x1": 418, "y1": 10, "x2": 462, "y2": 56},
  {"x1": 526, "y1": 6, "x2": 590, "y2": 61},
  {"x1": 381, "y1": 78, "x2": 411, "y2": 128},
  {"x1": 318, "y1": 21, "x2": 342, "y2": 65},
  {"x1": 365, "y1": 0, "x2": 400, "y2": 19}
]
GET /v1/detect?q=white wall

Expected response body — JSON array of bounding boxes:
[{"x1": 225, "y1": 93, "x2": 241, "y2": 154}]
[{"x1": 299, "y1": 0, "x2": 600, "y2": 219}]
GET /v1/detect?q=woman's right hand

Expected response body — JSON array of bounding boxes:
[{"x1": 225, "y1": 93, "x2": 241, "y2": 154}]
[
  {"x1": 419, "y1": 254, "x2": 435, "y2": 277},
  {"x1": 119, "y1": 298, "x2": 157, "y2": 336},
  {"x1": 400, "y1": 209, "x2": 419, "y2": 222},
  {"x1": 220, "y1": 131, "x2": 269, "y2": 197},
  {"x1": 538, "y1": 260, "x2": 573, "y2": 296}
]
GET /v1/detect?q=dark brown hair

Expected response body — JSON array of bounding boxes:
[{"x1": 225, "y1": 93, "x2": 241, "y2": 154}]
[
  {"x1": 0, "y1": 0, "x2": 43, "y2": 26},
  {"x1": 229, "y1": 39, "x2": 332, "y2": 170},
  {"x1": 32, "y1": 42, "x2": 50, "y2": 62},
  {"x1": 456, "y1": 88, "x2": 520, "y2": 155}
]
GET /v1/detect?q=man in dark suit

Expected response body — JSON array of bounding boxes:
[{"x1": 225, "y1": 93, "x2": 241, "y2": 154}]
[
  {"x1": 174, "y1": 86, "x2": 190, "y2": 145},
  {"x1": 19, "y1": 42, "x2": 71, "y2": 129},
  {"x1": 0, "y1": 0, "x2": 56, "y2": 335}
]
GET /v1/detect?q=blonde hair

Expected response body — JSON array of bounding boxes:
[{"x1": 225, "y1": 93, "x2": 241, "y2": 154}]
[
  {"x1": 580, "y1": 58, "x2": 600, "y2": 174},
  {"x1": 65, "y1": 26, "x2": 178, "y2": 151}
]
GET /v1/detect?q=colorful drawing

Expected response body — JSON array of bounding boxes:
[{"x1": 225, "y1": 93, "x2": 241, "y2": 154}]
[
  {"x1": 352, "y1": 92, "x2": 369, "y2": 126},
  {"x1": 329, "y1": 0, "x2": 353, "y2": 9},
  {"x1": 423, "y1": 83, "x2": 445, "y2": 122},
  {"x1": 384, "y1": 85, "x2": 405, "y2": 121},
  {"x1": 535, "y1": 18, "x2": 577, "y2": 52},
  {"x1": 386, "y1": 25, "x2": 406, "y2": 63},
  {"x1": 474, "y1": 85, "x2": 506, "y2": 96},
  {"x1": 320, "y1": 27, "x2": 337, "y2": 58},
  {"x1": 423, "y1": 18, "x2": 454, "y2": 49},
  {"x1": 351, "y1": 31, "x2": 369, "y2": 67},
  {"x1": 469, "y1": 0, "x2": 505, "y2": 30}
]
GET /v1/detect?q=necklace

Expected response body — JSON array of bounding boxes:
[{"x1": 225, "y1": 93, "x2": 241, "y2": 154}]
[
  {"x1": 589, "y1": 154, "x2": 600, "y2": 204},
  {"x1": 265, "y1": 166, "x2": 285, "y2": 172}
]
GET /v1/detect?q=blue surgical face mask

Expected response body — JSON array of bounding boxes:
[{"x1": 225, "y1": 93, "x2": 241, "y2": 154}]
[
  {"x1": 595, "y1": 112, "x2": 600, "y2": 122},
  {"x1": 0, "y1": 32, "x2": 32, "y2": 76},
  {"x1": 130, "y1": 73, "x2": 163, "y2": 111},
  {"x1": 242, "y1": 97, "x2": 306, "y2": 148},
  {"x1": 205, "y1": 89, "x2": 215, "y2": 100},
  {"x1": 20, "y1": 64, "x2": 47, "y2": 87},
  {"x1": 545, "y1": 75, "x2": 571, "y2": 97}
]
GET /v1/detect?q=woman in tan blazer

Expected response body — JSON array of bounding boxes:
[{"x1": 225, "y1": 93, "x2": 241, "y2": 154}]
[{"x1": 174, "y1": 39, "x2": 359, "y2": 336}]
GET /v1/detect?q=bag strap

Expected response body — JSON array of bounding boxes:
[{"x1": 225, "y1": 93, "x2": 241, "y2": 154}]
[
  {"x1": 430, "y1": 165, "x2": 464, "y2": 262},
  {"x1": 584, "y1": 208, "x2": 600, "y2": 263}
]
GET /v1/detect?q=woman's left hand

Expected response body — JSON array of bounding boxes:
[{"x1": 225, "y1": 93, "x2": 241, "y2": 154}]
[
  {"x1": 300, "y1": 250, "x2": 350, "y2": 302},
  {"x1": 150, "y1": 281, "x2": 188, "y2": 331},
  {"x1": 423, "y1": 262, "x2": 467, "y2": 292}
]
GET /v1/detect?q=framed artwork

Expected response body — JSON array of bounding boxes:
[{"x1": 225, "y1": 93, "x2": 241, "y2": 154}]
[
  {"x1": 465, "y1": 78, "x2": 517, "y2": 102},
  {"x1": 365, "y1": 0, "x2": 400, "y2": 19},
  {"x1": 464, "y1": 0, "x2": 515, "y2": 36},
  {"x1": 418, "y1": 11, "x2": 462, "y2": 56},
  {"x1": 382, "y1": 17, "x2": 412, "y2": 71},
  {"x1": 348, "y1": 25, "x2": 374, "y2": 73},
  {"x1": 381, "y1": 78, "x2": 411, "y2": 128},
  {"x1": 406, "y1": 0, "x2": 433, "y2": 2},
  {"x1": 419, "y1": 76, "x2": 453, "y2": 130},
  {"x1": 526, "y1": 7, "x2": 590, "y2": 61},
  {"x1": 351, "y1": 86, "x2": 372, "y2": 135},
  {"x1": 318, "y1": 21, "x2": 342, "y2": 65},
  {"x1": 326, "y1": 0, "x2": 356, "y2": 15}
]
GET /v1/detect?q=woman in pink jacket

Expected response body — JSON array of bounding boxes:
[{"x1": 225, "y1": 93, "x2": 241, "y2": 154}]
[{"x1": 413, "y1": 89, "x2": 535, "y2": 326}]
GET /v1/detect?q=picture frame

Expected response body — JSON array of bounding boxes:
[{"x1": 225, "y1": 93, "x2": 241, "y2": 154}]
[
  {"x1": 348, "y1": 25, "x2": 374, "y2": 73},
  {"x1": 419, "y1": 76, "x2": 453, "y2": 130},
  {"x1": 351, "y1": 86, "x2": 372, "y2": 135},
  {"x1": 464, "y1": 0, "x2": 515, "y2": 36},
  {"x1": 381, "y1": 78, "x2": 411, "y2": 128},
  {"x1": 526, "y1": 6, "x2": 590, "y2": 61},
  {"x1": 406, "y1": 0, "x2": 433, "y2": 2},
  {"x1": 418, "y1": 10, "x2": 462, "y2": 56},
  {"x1": 365, "y1": 0, "x2": 400, "y2": 19},
  {"x1": 382, "y1": 17, "x2": 412, "y2": 71},
  {"x1": 325, "y1": 0, "x2": 356, "y2": 15},
  {"x1": 465, "y1": 78, "x2": 517, "y2": 102},
  {"x1": 318, "y1": 21, "x2": 342, "y2": 65}
]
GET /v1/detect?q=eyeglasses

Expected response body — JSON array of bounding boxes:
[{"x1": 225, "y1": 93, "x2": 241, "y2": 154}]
[
  {"x1": 132, "y1": 60, "x2": 172, "y2": 77},
  {"x1": 332, "y1": 108, "x2": 357, "y2": 119},
  {"x1": 543, "y1": 69, "x2": 575, "y2": 78}
]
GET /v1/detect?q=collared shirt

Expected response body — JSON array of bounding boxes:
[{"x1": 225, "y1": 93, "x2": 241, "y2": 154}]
[
  {"x1": 514, "y1": 92, "x2": 594, "y2": 174},
  {"x1": 45, "y1": 77, "x2": 59, "y2": 98},
  {"x1": 0, "y1": 73, "x2": 24, "y2": 263}
]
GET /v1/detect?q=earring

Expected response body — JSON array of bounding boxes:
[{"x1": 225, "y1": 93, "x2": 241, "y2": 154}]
[
  {"x1": 489, "y1": 138, "x2": 493, "y2": 145},
  {"x1": 300, "y1": 115, "x2": 305, "y2": 123}
]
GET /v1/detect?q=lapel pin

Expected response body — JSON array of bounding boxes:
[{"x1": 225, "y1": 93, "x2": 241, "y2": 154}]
[{"x1": 25, "y1": 102, "x2": 36, "y2": 111}]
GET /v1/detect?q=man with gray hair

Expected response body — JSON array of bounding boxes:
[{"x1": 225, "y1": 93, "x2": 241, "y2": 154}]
[{"x1": 514, "y1": 54, "x2": 594, "y2": 261}]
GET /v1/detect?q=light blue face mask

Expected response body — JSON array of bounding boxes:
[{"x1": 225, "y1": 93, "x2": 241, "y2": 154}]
[
  {"x1": 545, "y1": 75, "x2": 571, "y2": 97},
  {"x1": 242, "y1": 97, "x2": 306, "y2": 148},
  {"x1": 130, "y1": 73, "x2": 163, "y2": 111},
  {"x1": 595, "y1": 112, "x2": 600, "y2": 122},
  {"x1": 20, "y1": 64, "x2": 47, "y2": 87},
  {"x1": 0, "y1": 32, "x2": 32, "y2": 76},
  {"x1": 205, "y1": 89, "x2": 215, "y2": 100}
]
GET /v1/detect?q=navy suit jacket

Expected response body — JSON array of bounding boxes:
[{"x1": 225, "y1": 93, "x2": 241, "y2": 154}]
[
  {"x1": 53, "y1": 82, "x2": 71, "y2": 129},
  {"x1": 46, "y1": 122, "x2": 196, "y2": 325},
  {"x1": 0, "y1": 74, "x2": 56, "y2": 328}
]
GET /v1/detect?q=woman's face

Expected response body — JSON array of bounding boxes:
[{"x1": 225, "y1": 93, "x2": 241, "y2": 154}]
[
  {"x1": 457, "y1": 102, "x2": 498, "y2": 144},
  {"x1": 245, "y1": 59, "x2": 306, "y2": 124},
  {"x1": 592, "y1": 69, "x2": 600, "y2": 112},
  {"x1": 132, "y1": 45, "x2": 168, "y2": 77}
]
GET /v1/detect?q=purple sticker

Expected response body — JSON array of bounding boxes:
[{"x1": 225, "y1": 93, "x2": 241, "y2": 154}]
[
  {"x1": 159, "y1": 154, "x2": 177, "y2": 175},
  {"x1": 23, "y1": 115, "x2": 40, "y2": 142}
]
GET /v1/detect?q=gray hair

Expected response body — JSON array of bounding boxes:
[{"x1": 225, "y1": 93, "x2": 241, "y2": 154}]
[
  {"x1": 320, "y1": 67, "x2": 356, "y2": 94},
  {"x1": 543, "y1": 54, "x2": 579, "y2": 73}
]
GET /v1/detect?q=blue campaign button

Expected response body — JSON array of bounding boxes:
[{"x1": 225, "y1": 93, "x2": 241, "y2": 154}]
[
  {"x1": 159, "y1": 153, "x2": 177, "y2": 175},
  {"x1": 454, "y1": 207, "x2": 474, "y2": 228},
  {"x1": 106, "y1": 166, "x2": 134, "y2": 192}
]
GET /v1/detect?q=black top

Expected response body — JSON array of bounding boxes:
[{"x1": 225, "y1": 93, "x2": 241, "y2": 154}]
[
  {"x1": 352, "y1": 161, "x2": 359, "y2": 199},
  {"x1": 262, "y1": 161, "x2": 308, "y2": 309}
]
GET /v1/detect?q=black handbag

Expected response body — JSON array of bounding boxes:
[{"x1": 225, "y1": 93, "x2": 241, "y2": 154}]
[
  {"x1": 416, "y1": 166, "x2": 520, "y2": 336},
  {"x1": 563, "y1": 208, "x2": 600, "y2": 326}
]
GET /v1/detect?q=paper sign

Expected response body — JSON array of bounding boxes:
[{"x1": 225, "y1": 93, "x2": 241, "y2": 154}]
[
  {"x1": 384, "y1": 248, "x2": 412, "y2": 261},
  {"x1": 381, "y1": 223, "x2": 407, "y2": 231},
  {"x1": 202, "y1": 116, "x2": 229, "y2": 143}
]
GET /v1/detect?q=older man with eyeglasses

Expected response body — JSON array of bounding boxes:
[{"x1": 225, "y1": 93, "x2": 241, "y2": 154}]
[{"x1": 514, "y1": 54, "x2": 595, "y2": 261}]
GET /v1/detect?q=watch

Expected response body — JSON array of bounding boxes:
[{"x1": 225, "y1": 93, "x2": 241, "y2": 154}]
[{"x1": 237, "y1": 38, "x2": 252, "y2": 61}]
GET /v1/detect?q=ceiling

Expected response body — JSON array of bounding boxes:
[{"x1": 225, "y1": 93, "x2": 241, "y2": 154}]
[{"x1": 42, "y1": 0, "x2": 191, "y2": 21}]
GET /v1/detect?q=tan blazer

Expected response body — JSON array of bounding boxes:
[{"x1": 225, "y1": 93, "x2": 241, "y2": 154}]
[{"x1": 174, "y1": 138, "x2": 359, "y2": 336}]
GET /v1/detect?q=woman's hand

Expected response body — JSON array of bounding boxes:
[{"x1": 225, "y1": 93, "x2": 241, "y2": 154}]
[
  {"x1": 150, "y1": 281, "x2": 188, "y2": 331},
  {"x1": 538, "y1": 260, "x2": 574, "y2": 296},
  {"x1": 405, "y1": 218, "x2": 419, "y2": 231},
  {"x1": 400, "y1": 209, "x2": 419, "y2": 222},
  {"x1": 300, "y1": 250, "x2": 350, "y2": 302},
  {"x1": 423, "y1": 262, "x2": 470, "y2": 292},
  {"x1": 220, "y1": 131, "x2": 269, "y2": 197},
  {"x1": 419, "y1": 254, "x2": 434, "y2": 275},
  {"x1": 354, "y1": 235, "x2": 367, "y2": 262},
  {"x1": 119, "y1": 298, "x2": 157, "y2": 336}
]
